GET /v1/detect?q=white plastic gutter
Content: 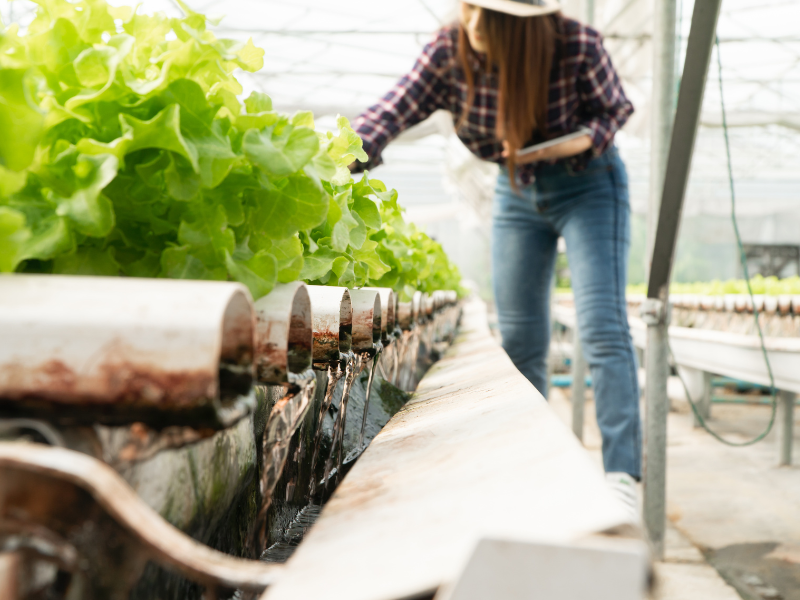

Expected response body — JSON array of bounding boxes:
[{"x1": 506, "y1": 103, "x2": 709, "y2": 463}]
[{"x1": 552, "y1": 303, "x2": 800, "y2": 394}]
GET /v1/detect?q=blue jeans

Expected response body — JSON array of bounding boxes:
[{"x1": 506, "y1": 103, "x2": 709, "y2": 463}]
[{"x1": 492, "y1": 148, "x2": 641, "y2": 478}]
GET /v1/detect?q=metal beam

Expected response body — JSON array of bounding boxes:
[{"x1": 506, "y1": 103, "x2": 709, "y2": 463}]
[
  {"x1": 643, "y1": 0, "x2": 723, "y2": 561},
  {"x1": 646, "y1": 0, "x2": 677, "y2": 271},
  {"x1": 647, "y1": 0, "x2": 723, "y2": 299},
  {"x1": 571, "y1": 335, "x2": 587, "y2": 442},
  {"x1": 778, "y1": 391, "x2": 796, "y2": 466}
]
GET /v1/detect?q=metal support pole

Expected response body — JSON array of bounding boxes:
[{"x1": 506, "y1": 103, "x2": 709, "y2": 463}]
[
  {"x1": 699, "y1": 371, "x2": 713, "y2": 422},
  {"x1": 642, "y1": 302, "x2": 670, "y2": 560},
  {"x1": 643, "y1": 0, "x2": 677, "y2": 558},
  {"x1": 571, "y1": 333, "x2": 587, "y2": 442},
  {"x1": 647, "y1": 0, "x2": 678, "y2": 266},
  {"x1": 643, "y1": 0, "x2": 723, "y2": 560},
  {"x1": 778, "y1": 390, "x2": 796, "y2": 467}
]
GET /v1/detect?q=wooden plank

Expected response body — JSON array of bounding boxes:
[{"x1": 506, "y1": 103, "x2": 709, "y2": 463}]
[{"x1": 263, "y1": 299, "x2": 633, "y2": 600}]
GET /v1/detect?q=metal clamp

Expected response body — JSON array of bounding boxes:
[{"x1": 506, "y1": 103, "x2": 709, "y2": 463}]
[{"x1": 640, "y1": 298, "x2": 670, "y2": 326}]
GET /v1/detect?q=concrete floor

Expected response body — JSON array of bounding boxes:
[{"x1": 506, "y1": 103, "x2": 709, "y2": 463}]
[{"x1": 550, "y1": 380, "x2": 800, "y2": 600}]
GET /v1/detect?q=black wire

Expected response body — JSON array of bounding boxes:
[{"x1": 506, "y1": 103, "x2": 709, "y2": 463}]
[{"x1": 671, "y1": 36, "x2": 778, "y2": 447}]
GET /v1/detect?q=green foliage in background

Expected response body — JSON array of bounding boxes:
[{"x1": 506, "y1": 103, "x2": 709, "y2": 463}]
[
  {"x1": 625, "y1": 275, "x2": 800, "y2": 297},
  {"x1": 557, "y1": 276, "x2": 800, "y2": 296},
  {"x1": 0, "y1": 0, "x2": 462, "y2": 300}
]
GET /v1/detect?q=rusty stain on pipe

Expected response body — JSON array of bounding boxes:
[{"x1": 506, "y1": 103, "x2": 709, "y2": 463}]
[
  {"x1": 306, "y1": 287, "x2": 352, "y2": 362},
  {"x1": 349, "y1": 290, "x2": 381, "y2": 352},
  {"x1": 0, "y1": 275, "x2": 255, "y2": 411},
  {"x1": 254, "y1": 283, "x2": 313, "y2": 384}
]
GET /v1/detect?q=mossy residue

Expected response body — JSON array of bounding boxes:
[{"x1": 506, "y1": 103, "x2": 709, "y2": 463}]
[{"x1": 377, "y1": 379, "x2": 411, "y2": 416}]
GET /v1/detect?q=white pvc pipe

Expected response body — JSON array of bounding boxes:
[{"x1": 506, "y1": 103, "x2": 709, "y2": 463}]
[{"x1": 0, "y1": 275, "x2": 254, "y2": 407}]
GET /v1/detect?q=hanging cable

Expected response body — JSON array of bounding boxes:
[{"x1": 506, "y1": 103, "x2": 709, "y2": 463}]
[{"x1": 670, "y1": 35, "x2": 778, "y2": 447}]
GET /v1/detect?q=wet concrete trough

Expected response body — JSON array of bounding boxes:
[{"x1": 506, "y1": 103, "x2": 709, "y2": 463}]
[{"x1": 261, "y1": 299, "x2": 648, "y2": 600}]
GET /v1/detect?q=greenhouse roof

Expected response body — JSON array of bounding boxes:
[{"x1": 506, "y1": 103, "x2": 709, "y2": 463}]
[{"x1": 2, "y1": 0, "x2": 798, "y2": 221}]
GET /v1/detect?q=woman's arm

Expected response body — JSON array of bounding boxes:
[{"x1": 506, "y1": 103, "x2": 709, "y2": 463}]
[
  {"x1": 508, "y1": 28, "x2": 632, "y2": 165},
  {"x1": 575, "y1": 31, "x2": 634, "y2": 156},
  {"x1": 352, "y1": 30, "x2": 455, "y2": 172}
]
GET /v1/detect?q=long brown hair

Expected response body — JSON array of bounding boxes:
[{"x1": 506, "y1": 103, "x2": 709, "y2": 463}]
[{"x1": 458, "y1": 7, "x2": 560, "y2": 184}]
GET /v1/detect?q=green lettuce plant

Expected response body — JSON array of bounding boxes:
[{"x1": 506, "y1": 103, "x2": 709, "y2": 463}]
[{"x1": 0, "y1": 0, "x2": 463, "y2": 300}]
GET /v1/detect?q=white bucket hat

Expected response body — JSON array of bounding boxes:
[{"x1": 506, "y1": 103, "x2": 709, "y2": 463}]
[{"x1": 465, "y1": 0, "x2": 561, "y2": 17}]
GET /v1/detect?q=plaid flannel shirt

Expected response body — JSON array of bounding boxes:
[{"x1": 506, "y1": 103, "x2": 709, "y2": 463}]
[{"x1": 353, "y1": 17, "x2": 633, "y2": 186}]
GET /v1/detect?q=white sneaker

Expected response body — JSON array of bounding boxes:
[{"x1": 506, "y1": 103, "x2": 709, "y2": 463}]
[{"x1": 605, "y1": 472, "x2": 640, "y2": 522}]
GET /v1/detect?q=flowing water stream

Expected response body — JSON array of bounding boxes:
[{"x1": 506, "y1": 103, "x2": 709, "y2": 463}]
[
  {"x1": 253, "y1": 370, "x2": 316, "y2": 548},
  {"x1": 251, "y1": 316, "x2": 461, "y2": 568},
  {"x1": 358, "y1": 346, "x2": 382, "y2": 450},
  {"x1": 308, "y1": 361, "x2": 344, "y2": 499},
  {"x1": 322, "y1": 351, "x2": 366, "y2": 491}
]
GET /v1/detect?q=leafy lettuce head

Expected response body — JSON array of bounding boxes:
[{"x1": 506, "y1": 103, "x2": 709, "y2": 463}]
[{"x1": 0, "y1": 0, "x2": 462, "y2": 300}]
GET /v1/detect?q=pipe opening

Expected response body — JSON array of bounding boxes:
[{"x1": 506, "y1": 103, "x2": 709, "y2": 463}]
[
  {"x1": 349, "y1": 290, "x2": 381, "y2": 351},
  {"x1": 339, "y1": 291, "x2": 353, "y2": 354},
  {"x1": 219, "y1": 289, "x2": 255, "y2": 399},
  {"x1": 411, "y1": 292, "x2": 422, "y2": 324},
  {"x1": 397, "y1": 302, "x2": 413, "y2": 331},
  {"x1": 364, "y1": 288, "x2": 395, "y2": 338},
  {"x1": 309, "y1": 287, "x2": 352, "y2": 362},
  {"x1": 371, "y1": 295, "x2": 381, "y2": 344},
  {"x1": 423, "y1": 293, "x2": 434, "y2": 318},
  {"x1": 385, "y1": 290, "x2": 396, "y2": 333},
  {"x1": 287, "y1": 286, "x2": 313, "y2": 374}
]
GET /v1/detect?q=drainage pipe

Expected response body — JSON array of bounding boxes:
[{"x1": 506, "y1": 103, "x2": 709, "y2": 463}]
[
  {"x1": 362, "y1": 288, "x2": 395, "y2": 343},
  {"x1": 349, "y1": 290, "x2": 381, "y2": 353},
  {"x1": 253, "y1": 282, "x2": 312, "y2": 384},
  {"x1": 423, "y1": 293, "x2": 434, "y2": 321},
  {"x1": 571, "y1": 334, "x2": 587, "y2": 442},
  {"x1": 306, "y1": 287, "x2": 353, "y2": 363},
  {"x1": 432, "y1": 290, "x2": 445, "y2": 312},
  {"x1": 412, "y1": 291, "x2": 423, "y2": 325},
  {"x1": 0, "y1": 275, "x2": 255, "y2": 425},
  {"x1": 396, "y1": 301, "x2": 413, "y2": 331}
]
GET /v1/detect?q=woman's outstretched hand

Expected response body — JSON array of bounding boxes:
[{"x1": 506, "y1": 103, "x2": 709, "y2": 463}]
[{"x1": 502, "y1": 134, "x2": 593, "y2": 165}]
